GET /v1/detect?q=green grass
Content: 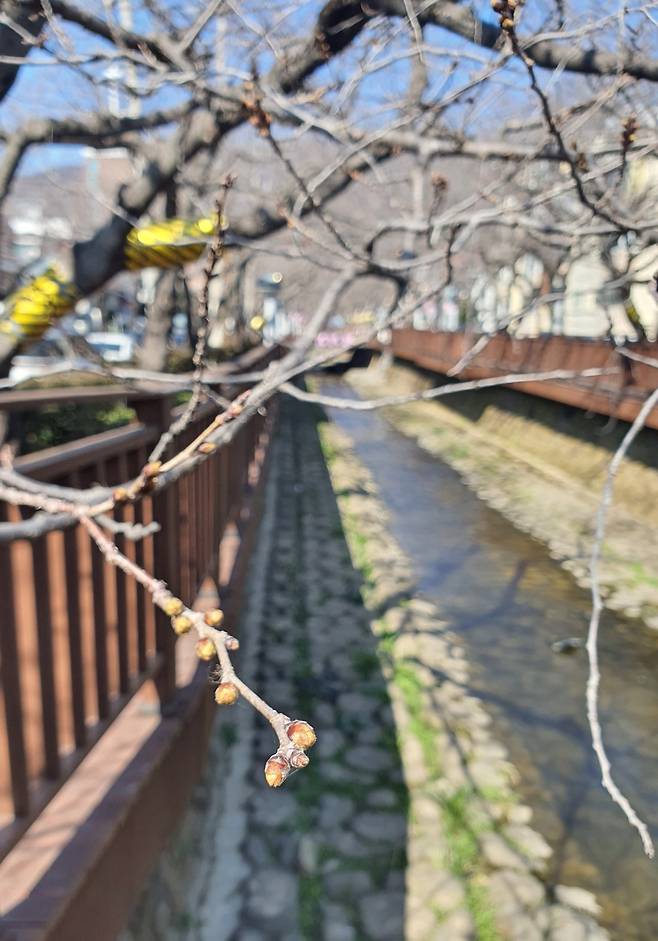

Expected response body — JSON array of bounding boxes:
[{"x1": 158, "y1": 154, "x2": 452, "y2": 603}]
[
  {"x1": 627, "y1": 561, "x2": 658, "y2": 589},
  {"x1": 446, "y1": 444, "x2": 471, "y2": 461},
  {"x1": 393, "y1": 660, "x2": 441, "y2": 777},
  {"x1": 393, "y1": 659, "x2": 500, "y2": 939},
  {"x1": 299, "y1": 873, "x2": 323, "y2": 937}
]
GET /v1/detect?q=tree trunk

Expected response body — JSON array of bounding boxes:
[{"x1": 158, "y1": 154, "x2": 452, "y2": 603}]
[
  {"x1": 139, "y1": 269, "x2": 176, "y2": 371},
  {"x1": 208, "y1": 247, "x2": 249, "y2": 354}
]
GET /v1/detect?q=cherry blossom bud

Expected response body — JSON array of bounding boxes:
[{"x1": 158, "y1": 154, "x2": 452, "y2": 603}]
[
  {"x1": 290, "y1": 751, "x2": 310, "y2": 769},
  {"x1": 225, "y1": 635, "x2": 240, "y2": 651},
  {"x1": 196, "y1": 638, "x2": 216, "y2": 661},
  {"x1": 172, "y1": 614, "x2": 193, "y2": 635},
  {"x1": 214, "y1": 682, "x2": 239, "y2": 705},
  {"x1": 501, "y1": 16, "x2": 514, "y2": 29},
  {"x1": 204, "y1": 609, "x2": 224, "y2": 627},
  {"x1": 113, "y1": 487, "x2": 129, "y2": 504},
  {"x1": 143, "y1": 461, "x2": 161, "y2": 479},
  {"x1": 264, "y1": 754, "x2": 289, "y2": 788},
  {"x1": 198, "y1": 442, "x2": 216, "y2": 454},
  {"x1": 163, "y1": 597, "x2": 185, "y2": 617},
  {"x1": 286, "y1": 720, "x2": 317, "y2": 750}
]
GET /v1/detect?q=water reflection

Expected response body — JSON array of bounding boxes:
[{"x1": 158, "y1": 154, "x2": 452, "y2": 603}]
[{"x1": 323, "y1": 380, "x2": 658, "y2": 941}]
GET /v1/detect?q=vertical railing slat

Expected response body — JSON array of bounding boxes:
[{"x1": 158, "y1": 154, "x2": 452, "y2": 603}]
[
  {"x1": 0, "y1": 535, "x2": 30, "y2": 817},
  {"x1": 152, "y1": 484, "x2": 178, "y2": 707},
  {"x1": 84, "y1": 530, "x2": 109, "y2": 722},
  {"x1": 113, "y1": 455, "x2": 130, "y2": 695},
  {"x1": 31, "y1": 537, "x2": 60, "y2": 779},
  {"x1": 131, "y1": 447, "x2": 149, "y2": 674},
  {"x1": 63, "y1": 527, "x2": 87, "y2": 746}
]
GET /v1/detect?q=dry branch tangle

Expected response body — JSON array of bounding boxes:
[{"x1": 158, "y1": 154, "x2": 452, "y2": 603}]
[
  {"x1": 2, "y1": 0, "x2": 658, "y2": 369},
  {"x1": 0, "y1": 0, "x2": 658, "y2": 854}
]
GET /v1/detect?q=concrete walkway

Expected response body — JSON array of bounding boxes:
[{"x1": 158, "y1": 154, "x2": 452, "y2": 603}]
[{"x1": 123, "y1": 398, "x2": 608, "y2": 941}]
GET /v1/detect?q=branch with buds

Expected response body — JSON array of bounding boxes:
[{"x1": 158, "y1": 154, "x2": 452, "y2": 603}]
[{"x1": 0, "y1": 475, "x2": 318, "y2": 787}]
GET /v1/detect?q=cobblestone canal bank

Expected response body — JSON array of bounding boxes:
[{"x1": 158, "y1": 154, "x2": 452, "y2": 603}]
[{"x1": 123, "y1": 399, "x2": 608, "y2": 941}]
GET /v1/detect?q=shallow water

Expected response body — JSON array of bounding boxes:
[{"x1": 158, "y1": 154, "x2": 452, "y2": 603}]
[{"x1": 324, "y1": 380, "x2": 658, "y2": 940}]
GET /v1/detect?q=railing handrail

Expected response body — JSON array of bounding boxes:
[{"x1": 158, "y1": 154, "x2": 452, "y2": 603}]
[
  {"x1": 14, "y1": 420, "x2": 159, "y2": 480},
  {"x1": 0, "y1": 343, "x2": 276, "y2": 412}
]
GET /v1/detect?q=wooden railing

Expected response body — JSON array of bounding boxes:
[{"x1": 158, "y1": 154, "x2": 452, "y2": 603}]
[
  {"x1": 0, "y1": 348, "x2": 277, "y2": 862},
  {"x1": 387, "y1": 329, "x2": 658, "y2": 429}
]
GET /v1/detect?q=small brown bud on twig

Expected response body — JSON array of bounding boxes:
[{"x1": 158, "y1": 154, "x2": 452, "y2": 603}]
[
  {"x1": 198, "y1": 441, "x2": 216, "y2": 454},
  {"x1": 204, "y1": 608, "x2": 224, "y2": 627},
  {"x1": 225, "y1": 636, "x2": 240, "y2": 651},
  {"x1": 215, "y1": 681, "x2": 239, "y2": 705},
  {"x1": 113, "y1": 487, "x2": 130, "y2": 504},
  {"x1": 621, "y1": 115, "x2": 639, "y2": 151},
  {"x1": 196, "y1": 638, "x2": 217, "y2": 661},
  {"x1": 501, "y1": 16, "x2": 514, "y2": 30},
  {"x1": 163, "y1": 597, "x2": 185, "y2": 617},
  {"x1": 264, "y1": 754, "x2": 290, "y2": 787},
  {"x1": 143, "y1": 461, "x2": 162, "y2": 479},
  {"x1": 286, "y1": 720, "x2": 317, "y2": 750},
  {"x1": 290, "y1": 751, "x2": 310, "y2": 769},
  {"x1": 172, "y1": 614, "x2": 193, "y2": 635}
]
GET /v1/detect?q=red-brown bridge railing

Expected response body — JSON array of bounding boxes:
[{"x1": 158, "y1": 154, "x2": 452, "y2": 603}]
[{"x1": 386, "y1": 329, "x2": 658, "y2": 429}]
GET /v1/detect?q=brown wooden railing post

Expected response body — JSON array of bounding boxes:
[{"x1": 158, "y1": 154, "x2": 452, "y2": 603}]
[
  {"x1": 0, "y1": 525, "x2": 29, "y2": 818},
  {"x1": 31, "y1": 537, "x2": 60, "y2": 780},
  {"x1": 133, "y1": 394, "x2": 178, "y2": 710},
  {"x1": 152, "y1": 485, "x2": 178, "y2": 709}
]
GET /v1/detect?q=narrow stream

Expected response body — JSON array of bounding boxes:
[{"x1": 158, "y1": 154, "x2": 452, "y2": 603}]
[{"x1": 323, "y1": 380, "x2": 658, "y2": 941}]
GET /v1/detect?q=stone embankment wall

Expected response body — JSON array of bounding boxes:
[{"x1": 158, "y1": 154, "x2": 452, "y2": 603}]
[{"x1": 347, "y1": 360, "x2": 658, "y2": 630}]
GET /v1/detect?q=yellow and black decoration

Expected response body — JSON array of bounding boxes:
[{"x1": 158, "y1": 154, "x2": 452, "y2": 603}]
[
  {"x1": 123, "y1": 213, "x2": 224, "y2": 271},
  {"x1": 0, "y1": 212, "x2": 226, "y2": 342},
  {"x1": 0, "y1": 265, "x2": 79, "y2": 339}
]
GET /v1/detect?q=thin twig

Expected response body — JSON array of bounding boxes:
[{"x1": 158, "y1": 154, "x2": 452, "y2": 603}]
[
  {"x1": 149, "y1": 178, "x2": 234, "y2": 463},
  {"x1": 280, "y1": 367, "x2": 620, "y2": 410},
  {"x1": 586, "y1": 386, "x2": 658, "y2": 859}
]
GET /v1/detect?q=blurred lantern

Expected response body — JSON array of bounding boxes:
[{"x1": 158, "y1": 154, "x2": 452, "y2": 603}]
[
  {"x1": 0, "y1": 265, "x2": 79, "y2": 339},
  {"x1": 124, "y1": 213, "x2": 227, "y2": 271}
]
